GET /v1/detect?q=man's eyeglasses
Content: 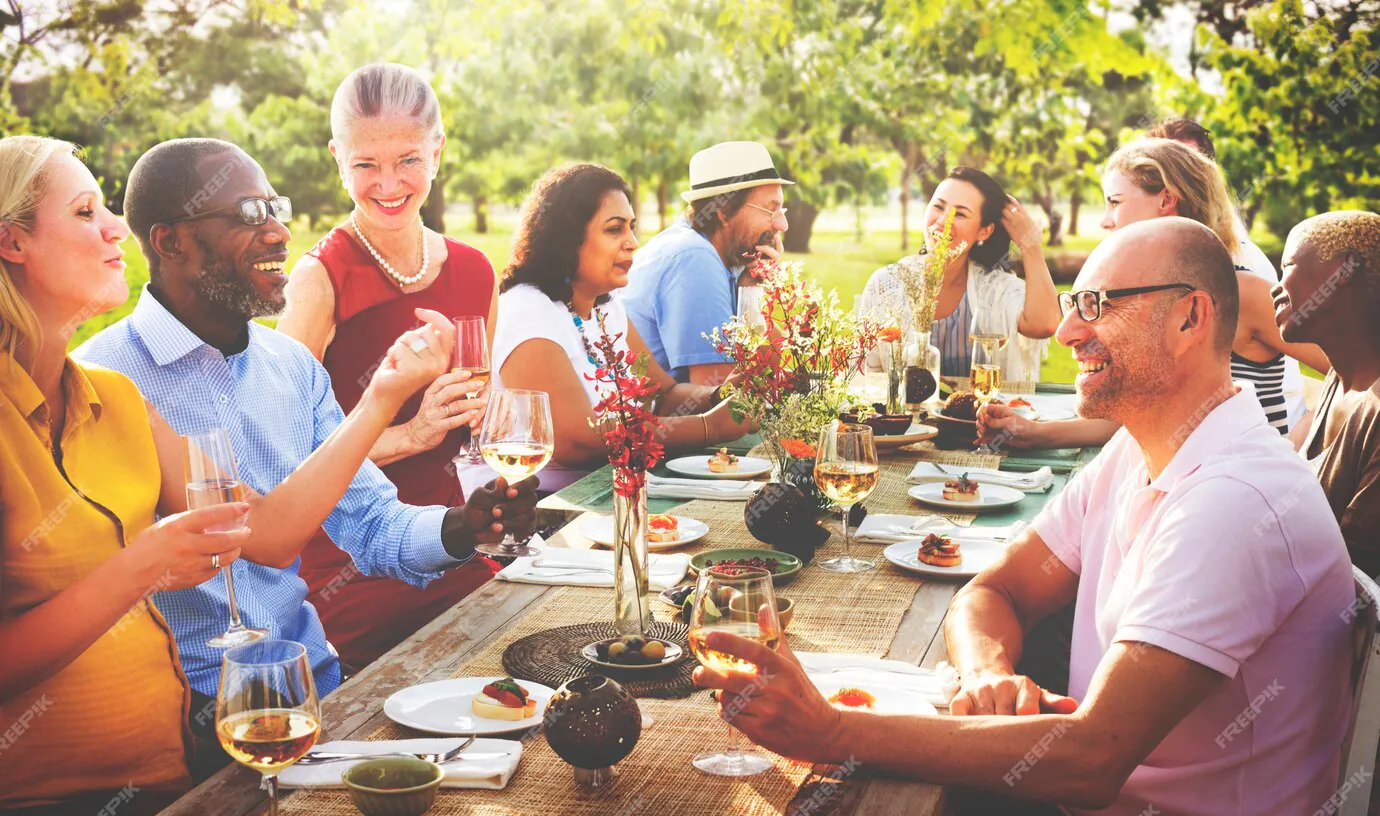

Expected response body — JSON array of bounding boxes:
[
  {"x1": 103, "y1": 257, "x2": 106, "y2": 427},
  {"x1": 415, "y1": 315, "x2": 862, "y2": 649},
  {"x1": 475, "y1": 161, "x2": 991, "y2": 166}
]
[
  {"x1": 744, "y1": 202, "x2": 788, "y2": 221},
  {"x1": 168, "y1": 196, "x2": 292, "y2": 227},
  {"x1": 1058, "y1": 283, "x2": 1197, "y2": 322}
]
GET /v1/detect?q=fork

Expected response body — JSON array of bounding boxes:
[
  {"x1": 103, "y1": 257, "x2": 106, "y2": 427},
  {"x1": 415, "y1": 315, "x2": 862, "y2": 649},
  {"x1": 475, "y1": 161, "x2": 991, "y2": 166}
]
[{"x1": 297, "y1": 736, "x2": 476, "y2": 766}]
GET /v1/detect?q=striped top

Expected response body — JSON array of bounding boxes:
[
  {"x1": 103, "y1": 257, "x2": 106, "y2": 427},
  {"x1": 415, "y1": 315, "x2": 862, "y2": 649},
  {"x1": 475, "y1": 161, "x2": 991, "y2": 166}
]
[
  {"x1": 1232, "y1": 351, "x2": 1289, "y2": 434},
  {"x1": 931, "y1": 290, "x2": 974, "y2": 378}
]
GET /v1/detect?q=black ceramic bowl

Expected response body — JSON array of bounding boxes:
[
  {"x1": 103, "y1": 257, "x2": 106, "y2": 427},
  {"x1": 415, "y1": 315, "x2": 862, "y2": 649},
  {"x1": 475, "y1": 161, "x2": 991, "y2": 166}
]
[{"x1": 930, "y1": 409, "x2": 980, "y2": 448}]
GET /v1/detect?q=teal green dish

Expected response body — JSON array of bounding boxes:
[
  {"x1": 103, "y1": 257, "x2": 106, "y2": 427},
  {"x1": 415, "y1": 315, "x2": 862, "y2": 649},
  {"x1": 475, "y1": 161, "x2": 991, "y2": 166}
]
[
  {"x1": 341, "y1": 757, "x2": 443, "y2": 816},
  {"x1": 690, "y1": 548, "x2": 802, "y2": 585}
]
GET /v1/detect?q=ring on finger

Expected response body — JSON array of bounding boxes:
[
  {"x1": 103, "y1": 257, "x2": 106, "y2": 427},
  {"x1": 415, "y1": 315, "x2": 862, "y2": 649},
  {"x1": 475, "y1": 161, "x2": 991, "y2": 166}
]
[
  {"x1": 211, "y1": 552, "x2": 221, "y2": 570},
  {"x1": 408, "y1": 336, "x2": 429, "y2": 355}
]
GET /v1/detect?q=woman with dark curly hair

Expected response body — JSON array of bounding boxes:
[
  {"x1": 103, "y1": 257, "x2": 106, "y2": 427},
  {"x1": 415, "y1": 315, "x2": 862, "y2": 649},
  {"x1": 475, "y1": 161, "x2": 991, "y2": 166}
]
[{"x1": 494, "y1": 163, "x2": 751, "y2": 491}]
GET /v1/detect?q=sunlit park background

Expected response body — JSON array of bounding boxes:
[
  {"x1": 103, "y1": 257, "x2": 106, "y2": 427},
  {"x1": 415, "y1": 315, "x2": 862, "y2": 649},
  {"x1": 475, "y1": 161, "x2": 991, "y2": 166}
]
[{"x1": 4, "y1": 0, "x2": 1377, "y2": 384}]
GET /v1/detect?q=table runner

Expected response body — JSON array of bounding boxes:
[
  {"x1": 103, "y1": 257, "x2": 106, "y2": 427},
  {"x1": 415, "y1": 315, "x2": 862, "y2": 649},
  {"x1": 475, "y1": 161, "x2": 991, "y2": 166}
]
[{"x1": 278, "y1": 448, "x2": 1000, "y2": 816}]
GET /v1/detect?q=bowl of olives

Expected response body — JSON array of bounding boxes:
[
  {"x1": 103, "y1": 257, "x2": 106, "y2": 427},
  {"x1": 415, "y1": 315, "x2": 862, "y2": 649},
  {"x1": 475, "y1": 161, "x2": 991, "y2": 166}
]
[{"x1": 581, "y1": 635, "x2": 683, "y2": 670}]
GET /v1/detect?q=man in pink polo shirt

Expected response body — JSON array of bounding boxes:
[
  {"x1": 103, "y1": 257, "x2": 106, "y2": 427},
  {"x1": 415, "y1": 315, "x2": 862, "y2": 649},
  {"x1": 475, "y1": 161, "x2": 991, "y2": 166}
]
[{"x1": 692, "y1": 218, "x2": 1355, "y2": 814}]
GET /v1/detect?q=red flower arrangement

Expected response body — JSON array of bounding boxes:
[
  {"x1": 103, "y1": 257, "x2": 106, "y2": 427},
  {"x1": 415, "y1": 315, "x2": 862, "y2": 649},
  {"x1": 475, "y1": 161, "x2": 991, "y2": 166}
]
[{"x1": 585, "y1": 312, "x2": 665, "y2": 498}]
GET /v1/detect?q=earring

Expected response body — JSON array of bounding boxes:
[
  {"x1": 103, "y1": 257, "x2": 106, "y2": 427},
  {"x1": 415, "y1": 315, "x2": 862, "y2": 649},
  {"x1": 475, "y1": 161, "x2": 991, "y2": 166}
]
[{"x1": 977, "y1": 239, "x2": 984, "y2": 246}]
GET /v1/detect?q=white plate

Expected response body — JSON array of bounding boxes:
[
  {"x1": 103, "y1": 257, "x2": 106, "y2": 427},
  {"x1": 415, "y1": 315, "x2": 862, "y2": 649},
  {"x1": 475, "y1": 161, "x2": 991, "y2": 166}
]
[
  {"x1": 577, "y1": 515, "x2": 709, "y2": 551},
  {"x1": 907, "y1": 482, "x2": 1024, "y2": 510},
  {"x1": 383, "y1": 677, "x2": 555, "y2": 736},
  {"x1": 665, "y1": 455, "x2": 772, "y2": 480},
  {"x1": 1021, "y1": 396, "x2": 1077, "y2": 422},
  {"x1": 882, "y1": 537, "x2": 1010, "y2": 579},
  {"x1": 811, "y1": 675, "x2": 939, "y2": 716},
  {"x1": 581, "y1": 638, "x2": 684, "y2": 670}
]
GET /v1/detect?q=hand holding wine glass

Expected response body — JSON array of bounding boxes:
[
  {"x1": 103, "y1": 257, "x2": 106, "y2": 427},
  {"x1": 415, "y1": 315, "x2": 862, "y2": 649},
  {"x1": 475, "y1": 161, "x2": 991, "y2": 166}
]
[
  {"x1": 687, "y1": 565, "x2": 782, "y2": 776},
  {"x1": 217, "y1": 639, "x2": 320, "y2": 816},
  {"x1": 184, "y1": 429, "x2": 268, "y2": 647},
  {"x1": 123, "y1": 503, "x2": 250, "y2": 592},
  {"x1": 365, "y1": 309, "x2": 454, "y2": 409},
  {"x1": 970, "y1": 310, "x2": 1007, "y2": 454},
  {"x1": 814, "y1": 422, "x2": 879, "y2": 573},
  {"x1": 476, "y1": 389, "x2": 553, "y2": 558}
]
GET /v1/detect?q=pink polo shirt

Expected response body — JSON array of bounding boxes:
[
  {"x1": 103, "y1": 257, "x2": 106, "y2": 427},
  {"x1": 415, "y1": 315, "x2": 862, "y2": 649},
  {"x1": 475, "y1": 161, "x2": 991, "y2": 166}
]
[{"x1": 1034, "y1": 387, "x2": 1354, "y2": 816}]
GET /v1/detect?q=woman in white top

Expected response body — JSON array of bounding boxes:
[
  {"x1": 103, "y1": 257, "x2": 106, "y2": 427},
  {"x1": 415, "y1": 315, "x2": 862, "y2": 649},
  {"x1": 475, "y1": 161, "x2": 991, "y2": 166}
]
[
  {"x1": 493, "y1": 164, "x2": 751, "y2": 492},
  {"x1": 858, "y1": 167, "x2": 1062, "y2": 383}
]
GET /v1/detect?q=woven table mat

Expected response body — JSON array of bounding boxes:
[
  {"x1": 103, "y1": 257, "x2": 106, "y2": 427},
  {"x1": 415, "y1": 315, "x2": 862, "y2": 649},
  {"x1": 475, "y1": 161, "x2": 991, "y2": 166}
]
[{"x1": 502, "y1": 620, "x2": 697, "y2": 698}]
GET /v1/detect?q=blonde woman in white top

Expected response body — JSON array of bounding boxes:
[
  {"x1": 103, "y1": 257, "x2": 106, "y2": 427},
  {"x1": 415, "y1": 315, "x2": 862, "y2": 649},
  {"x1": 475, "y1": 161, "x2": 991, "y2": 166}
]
[{"x1": 492, "y1": 164, "x2": 751, "y2": 492}]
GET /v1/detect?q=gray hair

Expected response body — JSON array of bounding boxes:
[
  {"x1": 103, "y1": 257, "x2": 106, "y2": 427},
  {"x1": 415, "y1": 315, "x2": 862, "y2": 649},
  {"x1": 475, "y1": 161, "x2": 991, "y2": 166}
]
[{"x1": 330, "y1": 63, "x2": 443, "y2": 144}]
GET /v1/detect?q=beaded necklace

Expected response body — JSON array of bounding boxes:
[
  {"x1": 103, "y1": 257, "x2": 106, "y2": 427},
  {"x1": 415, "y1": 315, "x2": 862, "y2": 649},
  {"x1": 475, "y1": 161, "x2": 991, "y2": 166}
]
[{"x1": 567, "y1": 302, "x2": 603, "y2": 366}]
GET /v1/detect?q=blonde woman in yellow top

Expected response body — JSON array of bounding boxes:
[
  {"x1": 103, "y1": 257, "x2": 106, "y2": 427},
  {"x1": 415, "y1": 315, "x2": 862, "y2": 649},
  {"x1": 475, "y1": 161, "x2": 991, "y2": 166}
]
[{"x1": 0, "y1": 136, "x2": 455, "y2": 813}]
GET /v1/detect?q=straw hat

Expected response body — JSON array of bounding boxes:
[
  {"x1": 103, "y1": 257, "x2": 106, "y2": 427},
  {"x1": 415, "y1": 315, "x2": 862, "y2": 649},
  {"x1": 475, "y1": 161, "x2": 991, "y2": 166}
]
[{"x1": 681, "y1": 141, "x2": 795, "y2": 203}]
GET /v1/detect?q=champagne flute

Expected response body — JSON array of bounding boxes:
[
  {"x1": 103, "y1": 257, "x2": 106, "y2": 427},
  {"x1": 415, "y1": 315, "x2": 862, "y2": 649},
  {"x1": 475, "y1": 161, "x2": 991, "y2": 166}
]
[
  {"x1": 217, "y1": 639, "x2": 320, "y2": 816},
  {"x1": 970, "y1": 311, "x2": 1008, "y2": 454},
  {"x1": 814, "y1": 422, "x2": 879, "y2": 573},
  {"x1": 687, "y1": 565, "x2": 782, "y2": 776},
  {"x1": 184, "y1": 429, "x2": 268, "y2": 647},
  {"x1": 476, "y1": 389, "x2": 554, "y2": 558},
  {"x1": 453, "y1": 316, "x2": 491, "y2": 464}
]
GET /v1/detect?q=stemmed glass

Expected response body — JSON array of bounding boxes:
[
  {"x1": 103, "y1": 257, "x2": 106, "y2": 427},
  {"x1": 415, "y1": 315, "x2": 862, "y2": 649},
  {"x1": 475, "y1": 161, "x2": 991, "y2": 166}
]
[
  {"x1": 184, "y1": 428, "x2": 268, "y2": 647},
  {"x1": 217, "y1": 639, "x2": 320, "y2": 816},
  {"x1": 814, "y1": 422, "x2": 879, "y2": 573},
  {"x1": 453, "y1": 316, "x2": 491, "y2": 464},
  {"x1": 476, "y1": 389, "x2": 553, "y2": 558},
  {"x1": 687, "y1": 565, "x2": 782, "y2": 776},
  {"x1": 970, "y1": 311, "x2": 1008, "y2": 454}
]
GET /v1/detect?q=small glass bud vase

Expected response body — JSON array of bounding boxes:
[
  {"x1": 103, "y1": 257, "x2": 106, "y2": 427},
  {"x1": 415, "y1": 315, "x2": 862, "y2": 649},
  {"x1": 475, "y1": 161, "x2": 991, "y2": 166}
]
[{"x1": 612, "y1": 483, "x2": 650, "y2": 637}]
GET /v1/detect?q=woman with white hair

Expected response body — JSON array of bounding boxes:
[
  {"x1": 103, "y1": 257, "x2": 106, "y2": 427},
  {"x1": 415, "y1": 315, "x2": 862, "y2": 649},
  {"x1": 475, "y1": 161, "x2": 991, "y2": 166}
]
[{"x1": 277, "y1": 63, "x2": 499, "y2": 668}]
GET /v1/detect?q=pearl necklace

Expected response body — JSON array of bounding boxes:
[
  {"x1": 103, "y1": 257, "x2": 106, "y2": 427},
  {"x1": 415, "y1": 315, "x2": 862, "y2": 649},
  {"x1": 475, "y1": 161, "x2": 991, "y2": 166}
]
[
  {"x1": 351, "y1": 215, "x2": 429, "y2": 287},
  {"x1": 567, "y1": 303, "x2": 603, "y2": 366}
]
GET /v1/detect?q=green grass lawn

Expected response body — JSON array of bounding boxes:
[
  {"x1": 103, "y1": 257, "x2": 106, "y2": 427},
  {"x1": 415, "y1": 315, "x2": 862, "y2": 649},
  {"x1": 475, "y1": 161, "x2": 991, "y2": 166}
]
[{"x1": 77, "y1": 217, "x2": 1086, "y2": 383}]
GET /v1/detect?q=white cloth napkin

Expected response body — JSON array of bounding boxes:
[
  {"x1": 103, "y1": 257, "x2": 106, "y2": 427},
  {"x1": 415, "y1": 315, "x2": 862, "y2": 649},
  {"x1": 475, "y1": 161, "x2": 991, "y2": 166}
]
[
  {"x1": 646, "y1": 473, "x2": 762, "y2": 502},
  {"x1": 906, "y1": 462, "x2": 1054, "y2": 493},
  {"x1": 276, "y1": 738, "x2": 522, "y2": 790},
  {"x1": 797, "y1": 652, "x2": 959, "y2": 708},
  {"x1": 853, "y1": 513, "x2": 1025, "y2": 546},
  {"x1": 495, "y1": 548, "x2": 691, "y2": 590}
]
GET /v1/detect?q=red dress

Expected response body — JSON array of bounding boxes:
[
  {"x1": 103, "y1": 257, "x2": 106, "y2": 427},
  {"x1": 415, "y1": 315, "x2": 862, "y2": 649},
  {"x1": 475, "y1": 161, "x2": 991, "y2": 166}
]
[{"x1": 297, "y1": 227, "x2": 500, "y2": 668}]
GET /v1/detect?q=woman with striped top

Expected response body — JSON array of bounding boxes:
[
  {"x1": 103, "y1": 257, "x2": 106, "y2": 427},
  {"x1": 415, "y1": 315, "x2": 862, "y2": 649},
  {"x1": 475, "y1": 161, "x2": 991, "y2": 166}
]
[{"x1": 858, "y1": 167, "x2": 1062, "y2": 383}]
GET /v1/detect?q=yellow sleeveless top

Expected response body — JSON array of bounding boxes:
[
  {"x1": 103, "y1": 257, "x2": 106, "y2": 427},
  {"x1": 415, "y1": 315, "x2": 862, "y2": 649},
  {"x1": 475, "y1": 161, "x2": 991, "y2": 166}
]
[{"x1": 0, "y1": 354, "x2": 192, "y2": 806}]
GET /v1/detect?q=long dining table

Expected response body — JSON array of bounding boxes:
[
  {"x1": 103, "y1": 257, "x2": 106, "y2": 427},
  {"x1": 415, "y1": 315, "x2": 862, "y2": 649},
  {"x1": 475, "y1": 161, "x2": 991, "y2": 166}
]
[{"x1": 162, "y1": 386, "x2": 1095, "y2": 816}]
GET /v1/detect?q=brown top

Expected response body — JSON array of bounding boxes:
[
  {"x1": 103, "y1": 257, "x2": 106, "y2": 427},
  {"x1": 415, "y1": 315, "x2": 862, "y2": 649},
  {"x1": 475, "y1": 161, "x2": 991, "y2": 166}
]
[{"x1": 1305, "y1": 369, "x2": 1380, "y2": 577}]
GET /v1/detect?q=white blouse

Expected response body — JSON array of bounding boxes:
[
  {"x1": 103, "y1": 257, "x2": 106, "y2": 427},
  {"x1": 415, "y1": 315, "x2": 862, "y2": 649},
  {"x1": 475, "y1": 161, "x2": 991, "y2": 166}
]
[{"x1": 491, "y1": 283, "x2": 632, "y2": 492}]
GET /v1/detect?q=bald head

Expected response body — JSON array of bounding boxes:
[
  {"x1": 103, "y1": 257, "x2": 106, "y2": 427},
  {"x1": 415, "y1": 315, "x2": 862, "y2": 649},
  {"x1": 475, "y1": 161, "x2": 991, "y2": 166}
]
[{"x1": 1091, "y1": 217, "x2": 1239, "y2": 352}]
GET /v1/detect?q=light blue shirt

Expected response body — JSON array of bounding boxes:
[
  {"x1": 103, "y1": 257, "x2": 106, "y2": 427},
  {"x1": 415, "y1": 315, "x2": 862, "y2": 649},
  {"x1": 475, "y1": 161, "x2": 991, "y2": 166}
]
[
  {"x1": 75, "y1": 287, "x2": 461, "y2": 696},
  {"x1": 619, "y1": 220, "x2": 736, "y2": 381}
]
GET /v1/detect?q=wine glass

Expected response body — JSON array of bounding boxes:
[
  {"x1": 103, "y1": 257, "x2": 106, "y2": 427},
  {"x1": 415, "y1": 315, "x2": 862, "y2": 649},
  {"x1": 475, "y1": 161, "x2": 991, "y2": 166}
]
[
  {"x1": 970, "y1": 311, "x2": 1008, "y2": 454},
  {"x1": 814, "y1": 422, "x2": 879, "y2": 573},
  {"x1": 687, "y1": 565, "x2": 782, "y2": 776},
  {"x1": 217, "y1": 639, "x2": 320, "y2": 816},
  {"x1": 476, "y1": 389, "x2": 554, "y2": 558},
  {"x1": 184, "y1": 429, "x2": 268, "y2": 647},
  {"x1": 453, "y1": 316, "x2": 491, "y2": 464}
]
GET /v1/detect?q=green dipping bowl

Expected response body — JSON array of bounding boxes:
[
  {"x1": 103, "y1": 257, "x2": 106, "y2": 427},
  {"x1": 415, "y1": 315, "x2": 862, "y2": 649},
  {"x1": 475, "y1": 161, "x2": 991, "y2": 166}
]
[{"x1": 341, "y1": 757, "x2": 443, "y2": 816}]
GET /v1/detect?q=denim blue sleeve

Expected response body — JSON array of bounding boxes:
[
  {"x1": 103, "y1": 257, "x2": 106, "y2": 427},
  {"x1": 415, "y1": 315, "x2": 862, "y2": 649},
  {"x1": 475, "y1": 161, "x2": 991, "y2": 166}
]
[
  {"x1": 310, "y1": 361, "x2": 463, "y2": 586},
  {"x1": 654, "y1": 247, "x2": 734, "y2": 370}
]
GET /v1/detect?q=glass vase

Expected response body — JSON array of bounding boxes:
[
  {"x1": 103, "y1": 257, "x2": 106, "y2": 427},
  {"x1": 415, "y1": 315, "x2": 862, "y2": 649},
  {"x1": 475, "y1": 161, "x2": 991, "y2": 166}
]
[
  {"x1": 612, "y1": 484, "x2": 650, "y2": 637},
  {"x1": 903, "y1": 325, "x2": 943, "y2": 416},
  {"x1": 880, "y1": 338, "x2": 906, "y2": 415}
]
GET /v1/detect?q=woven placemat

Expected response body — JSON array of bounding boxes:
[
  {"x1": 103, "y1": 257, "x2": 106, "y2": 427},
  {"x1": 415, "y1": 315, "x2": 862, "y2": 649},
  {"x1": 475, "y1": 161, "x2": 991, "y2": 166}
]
[{"x1": 502, "y1": 620, "x2": 697, "y2": 699}]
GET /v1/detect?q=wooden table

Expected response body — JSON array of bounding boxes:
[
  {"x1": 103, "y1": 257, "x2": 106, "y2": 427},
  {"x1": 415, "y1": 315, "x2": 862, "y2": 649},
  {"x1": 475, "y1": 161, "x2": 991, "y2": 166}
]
[{"x1": 164, "y1": 394, "x2": 1088, "y2": 816}]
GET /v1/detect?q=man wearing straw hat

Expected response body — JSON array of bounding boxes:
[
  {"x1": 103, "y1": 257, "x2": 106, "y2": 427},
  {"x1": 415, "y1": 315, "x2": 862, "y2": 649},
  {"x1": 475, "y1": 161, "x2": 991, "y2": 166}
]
[{"x1": 621, "y1": 141, "x2": 792, "y2": 384}]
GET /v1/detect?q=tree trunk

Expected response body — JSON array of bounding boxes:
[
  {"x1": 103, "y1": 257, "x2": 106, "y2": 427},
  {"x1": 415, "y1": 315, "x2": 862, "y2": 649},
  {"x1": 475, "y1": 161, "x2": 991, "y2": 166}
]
[
  {"x1": 900, "y1": 160, "x2": 912, "y2": 252},
  {"x1": 782, "y1": 200, "x2": 819, "y2": 253},
  {"x1": 629, "y1": 177, "x2": 641, "y2": 228},
  {"x1": 657, "y1": 180, "x2": 669, "y2": 232},
  {"x1": 473, "y1": 194, "x2": 488, "y2": 234},
  {"x1": 1068, "y1": 187, "x2": 1081, "y2": 237},
  {"x1": 1035, "y1": 189, "x2": 1063, "y2": 247},
  {"x1": 421, "y1": 181, "x2": 446, "y2": 233}
]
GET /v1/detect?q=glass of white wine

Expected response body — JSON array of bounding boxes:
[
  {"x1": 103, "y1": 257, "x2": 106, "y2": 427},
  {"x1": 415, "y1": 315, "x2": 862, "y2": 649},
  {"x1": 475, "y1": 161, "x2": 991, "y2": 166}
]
[
  {"x1": 970, "y1": 311, "x2": 1008, "y2": 454},
  {"x1": 477, "y1": 388, "x2": 553, "y2": 558},
  {"x1": 688, "y1": 565, "x2": 781, "y2": 776},
  {"x1": 184, "y1": 428, "x2": 267, "y2": 647},
  {"x1": 454, "y1": 315, "x2": 491, "y2": 465},
  {"x1": 814, "y1": 422, "x2": 880, "y2": 573},
  {"x1": 216, "y1": 639, "x2": 320, "y2": 816}
]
